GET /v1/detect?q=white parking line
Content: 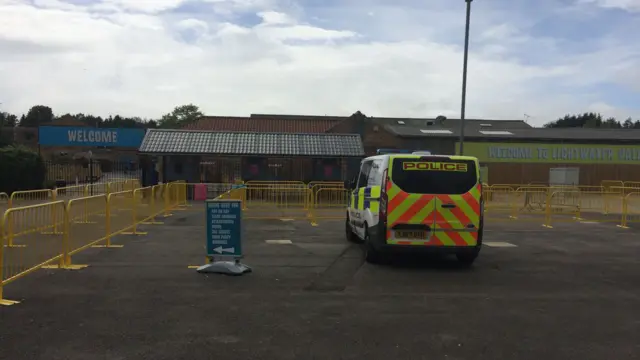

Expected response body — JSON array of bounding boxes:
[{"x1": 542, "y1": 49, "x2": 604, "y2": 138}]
[
  {"x1": 484, "y1": 242, "x2": 518, "y2": 248},
  {"x1": 265, "y1": 239, "x2": 293, "y2": 244}
]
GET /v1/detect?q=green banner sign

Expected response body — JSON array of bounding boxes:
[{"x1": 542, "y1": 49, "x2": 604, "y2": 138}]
[{"x1": 456, "y1": 142, "x2": 640, "y2": 164}]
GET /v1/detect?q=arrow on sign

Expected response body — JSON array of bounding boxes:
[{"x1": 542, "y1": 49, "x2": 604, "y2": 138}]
[{"x1": 213, "y1": 246, "x2": 235, "y2": 254}]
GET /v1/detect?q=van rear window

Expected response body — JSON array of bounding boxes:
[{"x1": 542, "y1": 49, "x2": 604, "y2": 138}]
[{"x1": 391, "y1": 158, "x2": 478, "y2": 194}]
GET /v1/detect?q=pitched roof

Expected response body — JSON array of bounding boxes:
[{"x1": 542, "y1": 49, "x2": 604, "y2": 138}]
[
  {"x1": 184, "y1": 115, "x2": 344, "y2": 133},
  {"x1": 385, "y1": 125, "x2": 640, "y2": 141},
  {"x1": 371, "y1": 117, "x2": 532, "y2": 130},
  {"x1": 139, "y1": 129, "x2": 364, "y2": 156}
]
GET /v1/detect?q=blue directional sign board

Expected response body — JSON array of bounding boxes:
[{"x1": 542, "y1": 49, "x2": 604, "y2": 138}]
[{"x1": 206, "y1": 199, "x2": 242, "y2": 258}]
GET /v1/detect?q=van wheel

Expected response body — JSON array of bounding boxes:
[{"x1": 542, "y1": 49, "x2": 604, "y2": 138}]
[
  {"x1": 345, "y1": 216, "x2": 361, "y2": 243},
  {"x1": 364, "y1": 227, "x2": 383, "y2": 264}
]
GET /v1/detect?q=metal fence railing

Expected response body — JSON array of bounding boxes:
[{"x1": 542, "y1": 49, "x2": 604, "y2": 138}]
[
  {"x1": 0, "y1": 181, "x2": 187, "y2": 306},
  {"x1": 180, "y1": 180, "x2": 640, "y2": 229}
]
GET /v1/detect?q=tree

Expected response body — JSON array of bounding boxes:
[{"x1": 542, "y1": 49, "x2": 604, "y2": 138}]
[
  {"x1": 158, "y1": 104, "x2": 203, "y2": 128},
  {"x1": 544, "y1": 113, "x2": 640, "y2": 129},
  {"x1": 0, "y1": 113, "x2": 16, "y2": 147},
  {"x1": 0, "y1": 112, "x2": 18, "y2": 127},
  {"x1": 0, "y1": 145, "x2": 46, "y2": 193},
  {"x1": 19, "y1": 105, "x2": 54, "y2": 127}
]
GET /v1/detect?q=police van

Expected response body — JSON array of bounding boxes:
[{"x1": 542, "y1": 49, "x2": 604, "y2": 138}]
[{"x1": 345, "y1": 151, "x2": 484, "y2": 265}]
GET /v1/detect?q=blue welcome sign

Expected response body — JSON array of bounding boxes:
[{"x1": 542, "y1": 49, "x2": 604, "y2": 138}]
[
  {"x1": 38, "y1": 126, "x2": 146, "y2": 147},
  {"x1": 206, "y1": 199, "x2": 242, "y2": 258}
]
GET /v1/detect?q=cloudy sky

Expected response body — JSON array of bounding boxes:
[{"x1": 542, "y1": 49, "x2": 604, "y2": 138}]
[{"x1": 0, "y1": 0, "x2": 638, "y2": 126}]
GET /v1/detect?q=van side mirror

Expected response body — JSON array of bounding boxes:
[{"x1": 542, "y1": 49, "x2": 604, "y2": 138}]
[{"x1": 344, "y1": 178, "x2": 356, "y2": 190}]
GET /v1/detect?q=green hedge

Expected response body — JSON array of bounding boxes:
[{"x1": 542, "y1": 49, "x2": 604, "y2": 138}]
[{"x1": 0, "y1": 145, "x2": 47, "y2": 194}]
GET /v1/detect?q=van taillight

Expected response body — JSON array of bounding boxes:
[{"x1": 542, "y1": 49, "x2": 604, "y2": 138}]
[{"x1": 380, "y1": 169, "x2": 388, "y2": 223}]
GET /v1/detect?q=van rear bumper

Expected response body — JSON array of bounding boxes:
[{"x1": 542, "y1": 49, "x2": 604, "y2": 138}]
[{"x1": 368, "y1": 223, "x2": 481, "y2": 254}]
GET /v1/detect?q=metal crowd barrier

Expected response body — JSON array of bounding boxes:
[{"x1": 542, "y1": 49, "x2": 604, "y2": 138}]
[
  {"x1": 480, "y1": 184, "x2": 640, "y2": 228},
  {"x1": 309, "y1": 187, "x2": 349, "y2": 224},
  {"x1": 0, "y1": 181, "x2": 185, "y2": 305},
  {"x1": 242, "y1": 184, "x2": 311, "y2": 219},
  {"x1": 4, "y1": 180, "x2": 139, "y2": 210}
]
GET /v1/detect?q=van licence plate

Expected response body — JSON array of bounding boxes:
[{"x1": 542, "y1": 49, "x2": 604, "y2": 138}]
[{"x1": 395, "y1": 230, "x2": 428, "y2": 240}]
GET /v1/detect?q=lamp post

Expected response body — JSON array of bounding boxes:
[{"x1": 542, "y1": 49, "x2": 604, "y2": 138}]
[{"x1": 458, "y1": 0, "x2": 473, "y2": 155}]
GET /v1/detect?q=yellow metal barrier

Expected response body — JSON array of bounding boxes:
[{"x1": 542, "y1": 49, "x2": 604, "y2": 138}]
[
  {"x1": 108, "y1": 180, "x2": 130, "y2": 193},
  {"x1": 577, "y1": 191, "x2": 624, "y2": 223},
  {"x1": 565, "y1": 185, "x2": 604, "y2": 193},
  {"x1": 623, "y1": 181, "x2": 640, "y2": 190},
  {"x1": 491, "y1": 184, "x2": 546, "y2": 190},
  {"x1": 0, "y1": 201, "x2": 66, "y2": 305},
  {"x1": 489, "y1": 184, "x2": 517, "y2": 189},
  {"x1": 9, "y1": 189, "x2": 62, "y2": 235},
  {"x1": 541, "y1": 191, "x2": 626, "y2": 228},
  {"x1": 245, "y1": 181, "x2": 307, "y2": 189},
  {"x1": 0, "y1": 180, "x2": 191, "y2": 305},
  {"x1": 3, "y1": 180, "x2": 143, "y2": 210},
  {"x1": 483, "y1": 187, "x2": 516, "y2": 220},
  {"x1": 65, "y1": 195, "x2": 123, "y2": 254},
  {"x1": 619, "y1": 192, "x2": 640, "y2": 229},
  {"x1": 602, "y1": 180, "x2": 624, "y2": 191},
  {"x1": 120, "y1": 186, "x2": 166, "y2": 235},
  {"x1": 215, "y1": 187, "x2": 244, "y2": 201},
  {"x1": 308, "y1": 181, "x2": 344, "y2": 188},
  {"x1": 107, "y1": 190, "x2": 136, "y2": 237},
  {"x1": 308, "y1": 183, "x2": 345, "y2": 206},
  {"x1": 310, "y1": 188, "x2": 349, "y2": 224},
  {"x1": 510, "y1": 187, "x2": 549, "y2": 221},
  {"x1": 9, "y1": 189, "x2": 55, "y2": 208},
  {"x1": 166, "y1": 182, "x2": 188, "y2": 210},
  {"x1": 54, "y1": 184, "x2": 87, "y2": 200},
  {"x1": 86, "y1": 182, "x2": 110, "y2": 196},
  {"x1": 242, "y1": 185, "x2": 311, "y2": 219},
  {"x1": 139, "y1": 184, "x2": 166, "y2": 224},
  {"x1": 246, "y1": 180, "x2": 304, "y2": 185},
  {"x1": 120, "y1": 187, "x2": 151, "y2": 236},
  {"x1": 542, "y1": 191, "x2": 581, "y2": 228},
  {"x1": 483, "y1": 185, "x2": 513, "y2": 202}
]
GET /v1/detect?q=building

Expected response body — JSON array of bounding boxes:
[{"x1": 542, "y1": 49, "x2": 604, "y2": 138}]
[
  {"x1": 179, "y1": 112, "x2": 640, "y2": 186},
  {"x1": 138, "y1": 129, "x2": 364, "y2": 186}
]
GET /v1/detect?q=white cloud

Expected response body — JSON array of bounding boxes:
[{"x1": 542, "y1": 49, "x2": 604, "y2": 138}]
[
  {"x1": 257, "y1": 10, "x2": 294, "y2": 25},
  {"x1": 258, "y1": 25, "x2": 356, "y2": 41},
  {"x1": 100, "y1": 0, "x2": 186, "y2": 13},
  {"x1": 578, "y1": 0, "x2": 640, "y2": 11},
  {"x1": 0, "y1": 0, "x2": 638, "y2": 126}
]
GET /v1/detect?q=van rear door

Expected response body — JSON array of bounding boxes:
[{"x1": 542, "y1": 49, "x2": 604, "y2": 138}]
[
  {"x1": 386, "y1": 157, "x2": 438, "y2": 244},
  {"x1": 389, "y1": 157, "x2": 480, "y2": 246},
  {"x1": 428, "y1": 159, "x2": 481, "y2": 246}
]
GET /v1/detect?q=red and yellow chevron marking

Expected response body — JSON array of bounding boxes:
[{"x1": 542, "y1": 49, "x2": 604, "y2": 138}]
[{"x1": 385, "y1": 181, "x2": 482, "y2": 247}]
